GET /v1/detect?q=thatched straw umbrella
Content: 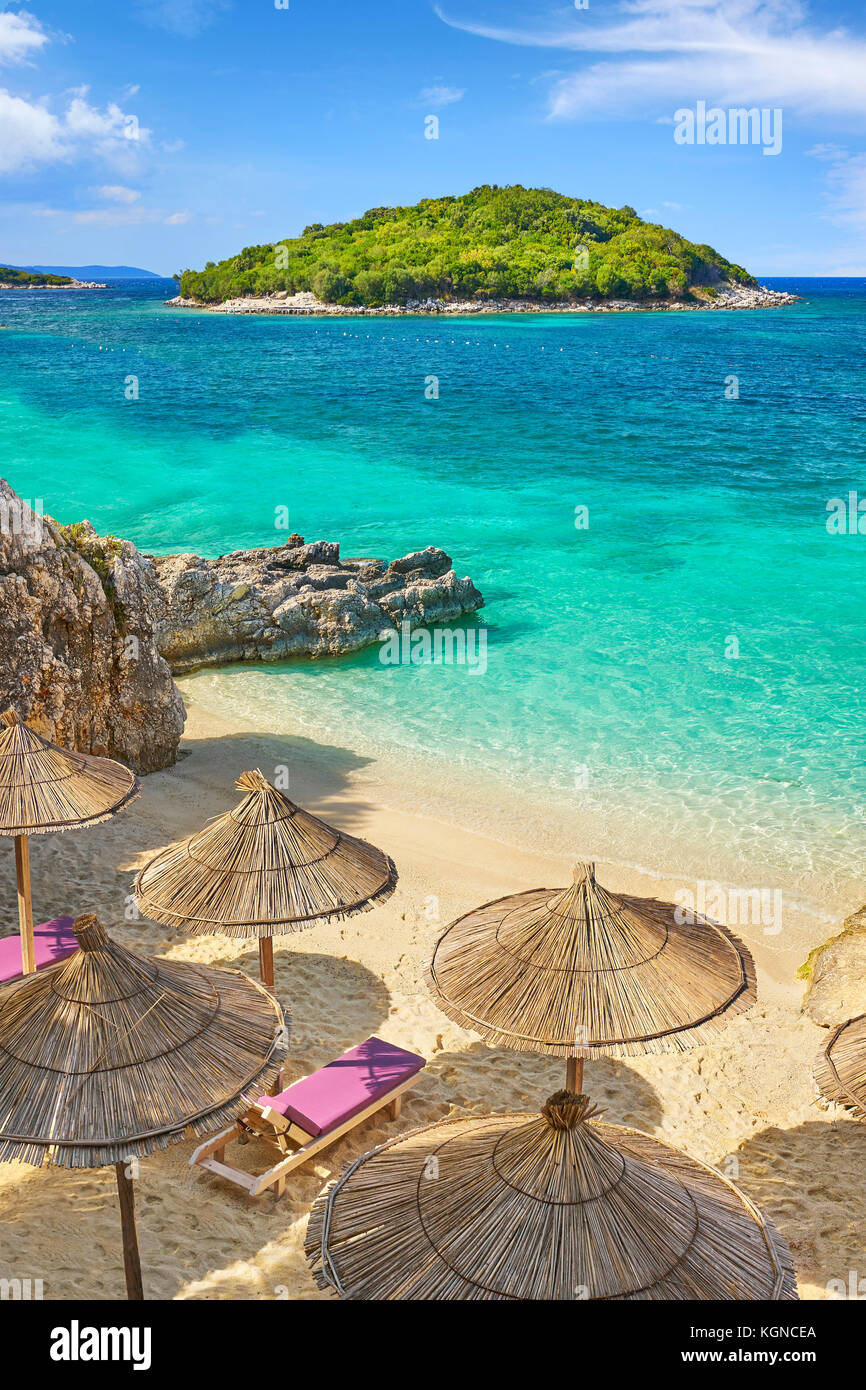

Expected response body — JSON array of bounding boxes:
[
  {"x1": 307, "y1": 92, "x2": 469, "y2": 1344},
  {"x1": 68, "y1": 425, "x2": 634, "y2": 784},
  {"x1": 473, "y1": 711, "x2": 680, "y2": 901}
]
[
  {"x1": 0, "y1": 914, "x2": 284, "y2": 1299},
  {"x1": 814, "y1": 1014, "x2": 866, "y2": 1120},
  {"x1": 134, "y1": 769, "x2": 397, "y2": 986},
  {"x1": 306, "y1": 1089, "x2": 797, "y2": 1300},
  {"x1": 0, "y1": 709, "x2": 139, "y2": 975},
  {"x1": 427, "y1": 861, "x2": 756, "y2": 1090}
]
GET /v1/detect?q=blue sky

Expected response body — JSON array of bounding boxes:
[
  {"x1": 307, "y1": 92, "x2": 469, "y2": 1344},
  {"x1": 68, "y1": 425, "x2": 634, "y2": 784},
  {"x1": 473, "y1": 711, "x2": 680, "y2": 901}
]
[{"x1": 1, "y1": 0, "x2": 865, "y2": 276}]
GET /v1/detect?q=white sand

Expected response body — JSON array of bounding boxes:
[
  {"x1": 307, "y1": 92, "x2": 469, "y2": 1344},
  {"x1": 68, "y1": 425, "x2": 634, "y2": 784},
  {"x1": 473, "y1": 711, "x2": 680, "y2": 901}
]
[{"x1": 0, "y1": 697, "x2": 862, "y2": 1301}]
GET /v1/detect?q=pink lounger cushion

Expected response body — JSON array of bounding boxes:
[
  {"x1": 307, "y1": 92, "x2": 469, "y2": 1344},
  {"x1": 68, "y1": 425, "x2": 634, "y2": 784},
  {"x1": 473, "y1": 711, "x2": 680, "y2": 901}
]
[
  {"x1": 259, "y1": 1036, "x2": 426, "y2": 1138},
  {"x1": 0, "y1": 916, "x2": 78, "y2": 985}
]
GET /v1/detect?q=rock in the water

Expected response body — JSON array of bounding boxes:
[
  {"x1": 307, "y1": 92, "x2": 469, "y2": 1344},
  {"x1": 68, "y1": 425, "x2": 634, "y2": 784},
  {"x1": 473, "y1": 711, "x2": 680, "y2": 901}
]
[
  {"x1": 1, "y1": 480, "x2": 483, "y2": 765},
  {"x1": 802, "y1": 904, "x2": 866, "y2": 1026},
  {"x1": 153, "y1": 538, "x2": 484, "y2": 672},
  {"x1": 0, "y1": 480, "x2": 185, "y2": 772}
]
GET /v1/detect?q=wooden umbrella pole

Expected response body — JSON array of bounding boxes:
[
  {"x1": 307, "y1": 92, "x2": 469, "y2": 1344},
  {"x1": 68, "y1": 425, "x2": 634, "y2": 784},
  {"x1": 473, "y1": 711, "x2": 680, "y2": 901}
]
[
  {"x1": 259, "y1": 937, "x2": 275, "y2": 988},
  {"x1": 115, "y1": 1163, "x2": 144, "y2": 1301},
  {"x1": 566, "y1": 1056, "x2": 584, "y2": 1093},
  {"x1": 13, "y1": 834, "x2": 36, "y2": 976}
]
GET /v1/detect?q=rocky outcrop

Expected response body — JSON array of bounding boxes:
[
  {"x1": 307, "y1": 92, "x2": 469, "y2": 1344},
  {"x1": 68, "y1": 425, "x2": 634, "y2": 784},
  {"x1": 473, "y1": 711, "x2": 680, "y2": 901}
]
[
  {"x1": 0, "y1": 479, "x2": 484, "y2": 766},
  {"x1": 165, "y1": 281, "x2": 798, "y2": 317},
  {"x1": 802, "y1": 903, "x2": 866, "y2": 1027},
  {"x1": 0, "y1": 480, "x2": 185, "y2": 772},
  {"x1": 153, "y1": 538, "x2": 485, "y2": 672}
]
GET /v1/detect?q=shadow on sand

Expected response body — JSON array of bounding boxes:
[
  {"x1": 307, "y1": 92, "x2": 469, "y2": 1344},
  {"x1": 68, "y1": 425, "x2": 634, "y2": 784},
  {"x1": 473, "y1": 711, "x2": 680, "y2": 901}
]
[
  {"x1": 0, "y1": 726, "x2": 388, "y2": 938},
  {"x1": 733, "y1": 1115, "x2": 866, "y2": 1295}
]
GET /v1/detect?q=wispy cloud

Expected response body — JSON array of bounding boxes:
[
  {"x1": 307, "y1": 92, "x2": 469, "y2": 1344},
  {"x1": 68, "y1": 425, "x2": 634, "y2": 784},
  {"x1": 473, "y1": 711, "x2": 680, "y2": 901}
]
[
  {"x1": 640, "y1": 199, "x2": 689, "y2": 220},
  {"x1": 418, "y1": 84, "x2": 466, "y2": 108},
  {"x1": 35, "y1": 204, "x2": 191, "y2": 227},
  {"x1": 806, "y1": 142, "x2": 848, "y2": 162},
  {"x1": 93, "y1": 185, "x2": 142, "y2": 203},
  {"x1": 434, "y1": 0, "x2": 866, "y2": 120},
  {"x1": 807, "y1": 145, "x2": 866, "y2": 227},
  {"x1": 134, "y1": 0, "x2": 233, "y2": 38},
  {"x1": 0, "y1": 10, "x2": 49, "y2": 66}
]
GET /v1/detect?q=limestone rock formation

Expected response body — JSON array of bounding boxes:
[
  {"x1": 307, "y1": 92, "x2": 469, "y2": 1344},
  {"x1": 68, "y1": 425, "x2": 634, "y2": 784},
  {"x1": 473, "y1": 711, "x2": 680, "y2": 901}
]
[
  {"x1": 1, "y1": 478, "x2": 485, "y2": 768},
  {"x1": 802, "y1": 903, "x2": 866, "y2": 1026},
  {"x1": 0, "y1": 480, "x2": 185, "y2": 772},
  {"x1": 153, "y1": 539, "x2": 485, "y2": 672}
]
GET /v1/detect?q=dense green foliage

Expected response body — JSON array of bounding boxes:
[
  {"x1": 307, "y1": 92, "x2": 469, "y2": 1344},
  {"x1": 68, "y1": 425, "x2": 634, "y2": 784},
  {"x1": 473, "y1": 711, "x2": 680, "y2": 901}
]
[
  {"x1": 179, "y1": 185, "x2": 755, "y2": 306},
  {"x1": 0, "y1": 266, "x2": 73, "y2": 286}
]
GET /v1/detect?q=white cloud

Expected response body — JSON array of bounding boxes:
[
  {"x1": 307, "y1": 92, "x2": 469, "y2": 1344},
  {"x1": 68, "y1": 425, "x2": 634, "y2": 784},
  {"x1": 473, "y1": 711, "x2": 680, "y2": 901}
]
[
  {"x1": 0, "y1": 90, "x2": 151, "y2": 175},
  {"x1": 93, "y1": 185, "x2": 142, "y2": 203},
  {"x1": 0, "y1": 11, "x2": 48, "y2": 66},
  {"x1": 0, "y1": 91, "x2": 61, "y2": 173},
  {"x1": 435, "y1": 0, "x2": 866, "y2": 120},
  {"x1": 135, "y1": 0, "x2": 233, "y2": 38},
  {"x1": 418, "y1": 84, "x2": 466, "y2": 107},
  {"x1": 797, "y1": 142, "x2": 866, "y2": 230},
  {"x1": 34, "y1": 204, "x2": 192, "y2": 226},
  {"x1": 806, "y1": 142, "x2": 848, "y2": 162},
  {"x1": 639, "y1": 201, "x2": 688, "y2": 220},
  {"x1": 817, "y1": 149, "x2": 866, "y2": 227}
]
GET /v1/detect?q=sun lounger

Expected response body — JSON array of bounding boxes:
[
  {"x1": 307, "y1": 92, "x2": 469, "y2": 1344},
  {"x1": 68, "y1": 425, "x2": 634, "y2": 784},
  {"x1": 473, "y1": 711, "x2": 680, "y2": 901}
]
[
  {"x1": 190, "y1": 1035, "x2": 426, "y2": 1198},
  {"x1": 0, "y1": 916, "x2": 78, "y2": 984}
]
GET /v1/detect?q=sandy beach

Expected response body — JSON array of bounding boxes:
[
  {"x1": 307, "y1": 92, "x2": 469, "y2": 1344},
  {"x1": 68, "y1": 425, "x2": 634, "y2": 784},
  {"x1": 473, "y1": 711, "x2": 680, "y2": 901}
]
[{"x1": 0, "y1": 693, "x2": 861, "y2": 1302}]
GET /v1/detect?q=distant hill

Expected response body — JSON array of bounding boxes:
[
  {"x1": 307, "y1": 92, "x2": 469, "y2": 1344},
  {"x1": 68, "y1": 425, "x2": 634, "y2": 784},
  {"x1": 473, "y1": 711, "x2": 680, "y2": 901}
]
[
  {"x1": 179, "y1": 184, "x2": 755, "y2": 306},
  {"x1": 10, "y1": 264, "x2": 163, "y2": 280},
  {"x1": 0, "y1": 267, "x2": 74, "y2": 287}
]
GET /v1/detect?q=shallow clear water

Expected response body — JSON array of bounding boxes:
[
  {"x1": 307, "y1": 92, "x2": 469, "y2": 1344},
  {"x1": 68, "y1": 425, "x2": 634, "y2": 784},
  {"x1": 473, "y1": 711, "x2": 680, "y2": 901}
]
[{"x1": 2, "y1": 277, "x2": 864, "y2": 905}]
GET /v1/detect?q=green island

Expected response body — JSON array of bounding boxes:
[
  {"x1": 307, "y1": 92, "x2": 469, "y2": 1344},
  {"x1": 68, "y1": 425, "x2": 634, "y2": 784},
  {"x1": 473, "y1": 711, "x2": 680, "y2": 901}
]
[
  {"x1": 178, "y1": 184, "x2": 756, "y2": 306},
  {"x1": 0, "y1": 266, "x2": 74, "y2": 287}
]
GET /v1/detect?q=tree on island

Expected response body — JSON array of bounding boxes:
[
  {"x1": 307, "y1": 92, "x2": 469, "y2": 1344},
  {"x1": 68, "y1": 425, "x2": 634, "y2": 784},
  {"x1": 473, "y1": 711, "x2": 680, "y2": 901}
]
[
  {"x1": 0, "y1": 267, "x2": 74, "y2": 287},
  {"x1": 178, "y1": 185, "x2": 755, "y2": 306}
]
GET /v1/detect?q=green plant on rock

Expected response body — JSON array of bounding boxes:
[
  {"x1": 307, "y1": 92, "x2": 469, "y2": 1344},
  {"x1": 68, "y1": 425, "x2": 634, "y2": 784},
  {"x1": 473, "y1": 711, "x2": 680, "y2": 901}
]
[{"x1": 59, "y1": 524, "x2": 127, "y2": 631}]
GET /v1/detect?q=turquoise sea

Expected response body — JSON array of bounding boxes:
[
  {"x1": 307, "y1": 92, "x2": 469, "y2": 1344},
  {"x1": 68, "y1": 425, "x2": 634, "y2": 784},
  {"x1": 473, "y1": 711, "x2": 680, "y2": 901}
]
[{"x1": 1, "y1": 278, "x2": 864, "y2": 910}]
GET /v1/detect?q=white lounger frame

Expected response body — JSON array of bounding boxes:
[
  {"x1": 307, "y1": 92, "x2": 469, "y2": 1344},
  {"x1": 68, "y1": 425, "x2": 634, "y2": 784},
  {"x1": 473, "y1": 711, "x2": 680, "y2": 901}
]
[{"x1": 190, "y1": 1067, "x2": 422, "y2": 1199}]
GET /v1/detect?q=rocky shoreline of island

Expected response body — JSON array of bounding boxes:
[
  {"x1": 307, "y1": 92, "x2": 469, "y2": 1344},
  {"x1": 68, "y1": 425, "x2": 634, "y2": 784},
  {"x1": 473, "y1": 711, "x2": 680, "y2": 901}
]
[
  {"x1": 165, "y1": 281, "x2": 799, "y2": 317},
  {"x1": 0, "y1": 277, "x2": 107, "y2": 290}
]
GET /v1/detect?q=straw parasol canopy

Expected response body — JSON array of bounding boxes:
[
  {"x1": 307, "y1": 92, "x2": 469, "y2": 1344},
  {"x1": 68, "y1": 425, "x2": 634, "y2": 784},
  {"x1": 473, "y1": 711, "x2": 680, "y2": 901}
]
[
  {"x1": 0, "y1": 913, "x2": 285, "y2": 1298},
  {"x1": 0, "y1": 709, "x2": 139, "y2": 836},
  {"x1": 813, "y1": 1014, "x2": 866, "y2": 1120},
  {"x1": 0, "y1": 913, "x2": 285, "y2": 1167},
  {"x1": 307, "y1": 1090, "x2": 797, "y2": 1301},
  {"x1": 427, "y1": 862, "x2": 756, "y2": 1073},
  {"x1": 134, "y1": 769, "x2": 397, "y2": 984},
  {"x1": 0, "y1": 709, "x2": 139, "y2": 975}
]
